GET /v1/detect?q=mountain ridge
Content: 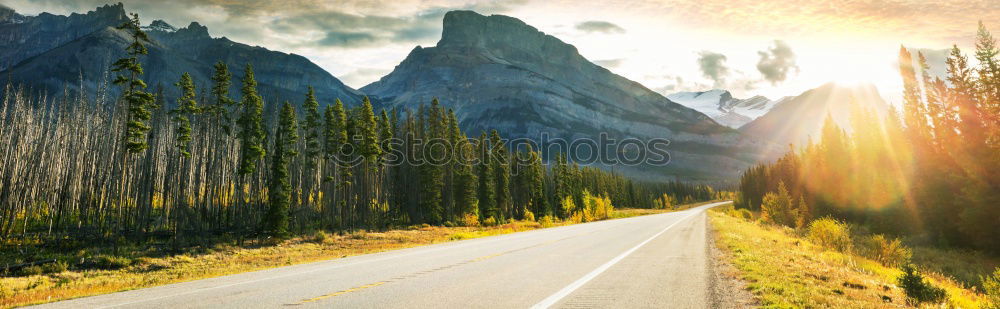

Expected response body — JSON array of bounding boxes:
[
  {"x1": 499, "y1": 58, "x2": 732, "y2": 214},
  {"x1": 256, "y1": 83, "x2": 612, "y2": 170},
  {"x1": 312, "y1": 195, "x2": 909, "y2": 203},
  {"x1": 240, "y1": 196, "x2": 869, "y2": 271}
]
[
  {"x1": 0, "y1": 3, "x2": 363, "y2": 106},
  {"x1": 364, "y1": 10, "x2": 778, "y2": 181}
]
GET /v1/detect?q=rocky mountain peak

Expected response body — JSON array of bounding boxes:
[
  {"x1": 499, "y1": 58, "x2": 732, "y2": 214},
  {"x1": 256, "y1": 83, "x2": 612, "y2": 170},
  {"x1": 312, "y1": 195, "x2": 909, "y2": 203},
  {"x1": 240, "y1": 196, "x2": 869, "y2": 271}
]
[
  {"x1": 438, "y1": 10, "x2": 581, "y2": 63},
  {"x1": 86, "y1": 2, "x2": 126, "y2": 21},
  {"x1": 144, "y1": 20, "x2": 176, "y2": 32},
  {"x1": 175, "y1": 21, "x2": 210, "y2": 39}
]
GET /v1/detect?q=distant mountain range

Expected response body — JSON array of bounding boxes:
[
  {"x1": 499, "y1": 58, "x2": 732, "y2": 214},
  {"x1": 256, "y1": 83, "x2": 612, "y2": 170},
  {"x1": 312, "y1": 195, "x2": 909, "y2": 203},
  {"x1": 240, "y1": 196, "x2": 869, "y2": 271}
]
[
  {"x1": 363, "y1": 11, "x2": 778, "y2": 180},
  {"x1": 737, "y1": 82, "x2": 888, "y2": 147},
  {"x1": 666, "y1": 90, "x2": 784, "y2": 128},
  {"x1": 0, "y1": 3, "x2": 362, "y2": 105},
  {"x1": 3, "y1": 3, "x2": 889, "y2": 181}
]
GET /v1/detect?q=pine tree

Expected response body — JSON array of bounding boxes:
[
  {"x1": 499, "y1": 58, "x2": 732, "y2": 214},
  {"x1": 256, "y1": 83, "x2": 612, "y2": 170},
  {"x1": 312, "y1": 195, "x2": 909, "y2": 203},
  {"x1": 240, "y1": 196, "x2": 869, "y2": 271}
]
[
  {"x1": 476, "y1": 132, "x2": 496, "y2": 220},
  {"x1": 207, "y1": 61, "x2": 235, "y2": 133},
  {"x1": 111, "y1": 13, "x2": 155, "y2": 154},
  {"x1": 450, "y1": 111, "x2": 477, "y2": 218},
  {"x1": 303, "y1": 86, "x2": 322, "y2": 166},
  {"x1": 237, "y1": 63, "x2": 266, "y2": 175},
  {"x1": 265, "y1": 102, "x2": 299, "y2": 238},
  {"x1": 171, "y1": 72, "x2": 199, "y2": 158},
  {"x1": 418, "y1": 99, "x2": 445, "y2": 223},
  {"x1": 490, "y1": 130, "x2": 511, "y2": 220}
]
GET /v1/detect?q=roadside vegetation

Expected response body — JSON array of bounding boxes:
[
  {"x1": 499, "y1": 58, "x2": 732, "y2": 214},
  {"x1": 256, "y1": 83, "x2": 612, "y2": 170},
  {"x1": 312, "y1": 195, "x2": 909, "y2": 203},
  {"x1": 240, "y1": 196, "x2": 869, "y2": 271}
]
[
  {"x1": 726, "y1": 22, "x2": 1000, "y2": 308},
  {"x1": 0, "y1": 204, "x2": 694, "y2": 308},
  {"x1": 710, "y1": 205, "x2": 998, "y2": 308}
]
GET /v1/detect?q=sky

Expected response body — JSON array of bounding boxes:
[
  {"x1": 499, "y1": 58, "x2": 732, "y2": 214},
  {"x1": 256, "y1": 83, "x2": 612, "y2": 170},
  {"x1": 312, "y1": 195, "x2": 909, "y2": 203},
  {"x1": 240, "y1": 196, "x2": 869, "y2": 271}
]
[{"x1": 7, "y1": 0, "x2": 1000, "y2": 104}]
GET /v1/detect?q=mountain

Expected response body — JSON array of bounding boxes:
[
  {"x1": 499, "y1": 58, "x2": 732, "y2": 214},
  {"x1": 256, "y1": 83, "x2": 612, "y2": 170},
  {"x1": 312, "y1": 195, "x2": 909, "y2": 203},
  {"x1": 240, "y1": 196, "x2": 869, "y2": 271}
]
[
  {"x1": 363, "y1": 10, "x2": 778, "y2": 181},
  {"x1": 667, "y1": 89, "x2": 783, "y2": 128},
  {"x1": 739, "y1": 82, "x2": 889, "y2": 147},
  {"x1": 0, "y1": 3, "x2": 362, "y2": 105}
]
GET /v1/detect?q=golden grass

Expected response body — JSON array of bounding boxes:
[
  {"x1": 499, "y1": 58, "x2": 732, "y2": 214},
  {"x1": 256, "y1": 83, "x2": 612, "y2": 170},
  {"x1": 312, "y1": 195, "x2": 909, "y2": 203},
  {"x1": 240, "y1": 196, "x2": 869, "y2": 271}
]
[
  {"x1": 0, "y1": 205, "x2": 693, "y2": 308},
  {"x1": 708, "y1": 208, "x2": 988, "y2": 308}
]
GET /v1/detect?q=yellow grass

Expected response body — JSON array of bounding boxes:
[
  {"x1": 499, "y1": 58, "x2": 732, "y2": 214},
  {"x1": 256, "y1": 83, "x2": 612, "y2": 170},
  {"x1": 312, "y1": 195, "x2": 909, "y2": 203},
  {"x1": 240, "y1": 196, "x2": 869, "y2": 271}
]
[
  {"x1": 0, "y1": 205, "x2": 695, "y2": 308},
  {"x1": 709, "y1": 207, "x2": 988, "y2": 308}
]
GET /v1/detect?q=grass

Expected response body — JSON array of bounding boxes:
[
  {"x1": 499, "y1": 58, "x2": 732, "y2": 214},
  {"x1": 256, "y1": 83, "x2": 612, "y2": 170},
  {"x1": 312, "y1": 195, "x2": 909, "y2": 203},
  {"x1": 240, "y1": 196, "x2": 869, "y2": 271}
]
[
  {"x1": 709, "y1": 207, "x2": 989, "y2": 308},
  {"x1": 0, "y1": 204, "x2": 694, "y2": 308}
]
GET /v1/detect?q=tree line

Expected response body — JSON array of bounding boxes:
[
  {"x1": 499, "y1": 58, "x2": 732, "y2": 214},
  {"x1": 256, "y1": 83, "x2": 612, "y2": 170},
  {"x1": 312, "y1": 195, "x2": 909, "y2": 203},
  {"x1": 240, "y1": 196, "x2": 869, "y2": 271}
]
[
  {"x1": 0, "y1": 14, "x2": 720, "y2": 243},
  {"x1": 735, "y1": 22, "x2": 1000, "y2": 253}
]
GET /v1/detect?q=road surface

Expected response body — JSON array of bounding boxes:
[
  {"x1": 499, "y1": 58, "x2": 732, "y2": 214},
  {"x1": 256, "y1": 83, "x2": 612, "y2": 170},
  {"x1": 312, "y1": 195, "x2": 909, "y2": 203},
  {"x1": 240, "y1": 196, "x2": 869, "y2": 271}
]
[{"x1": 32, "y1": 201, "x2": 731, "y2": 308}]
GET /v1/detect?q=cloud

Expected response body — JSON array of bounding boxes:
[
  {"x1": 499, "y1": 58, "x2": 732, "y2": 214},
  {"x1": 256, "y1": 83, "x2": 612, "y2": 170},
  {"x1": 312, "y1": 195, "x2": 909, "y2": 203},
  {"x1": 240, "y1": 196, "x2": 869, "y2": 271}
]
[
  {"x1": 340, "y1": 67, "x2": 391, "y2": 87},
  {"x1": 317, "y1": 31, "x2": 379, "y2": 47},
  {"x1": 594, "y1": 58, "x2": 623, "y2": 68},
  {"x1": 575, "y1": 20, "x2": 625, "y2": 34},
  {"x1": 696, "y1": 51, "x2": 729, "y2": 87},
  {"x1": 756, "y1": 40, "x2": 798, "y2": 85}
]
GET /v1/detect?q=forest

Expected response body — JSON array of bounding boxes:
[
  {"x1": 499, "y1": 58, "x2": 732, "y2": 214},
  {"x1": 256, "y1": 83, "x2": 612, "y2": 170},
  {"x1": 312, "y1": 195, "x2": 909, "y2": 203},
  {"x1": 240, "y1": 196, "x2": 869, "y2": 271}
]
[
  {"x1": 0, "y1": 14, "x2": 720, "y2": 248},
  {"x1": 735, "y1": 22, "x2": 1000, "y2": 254}
]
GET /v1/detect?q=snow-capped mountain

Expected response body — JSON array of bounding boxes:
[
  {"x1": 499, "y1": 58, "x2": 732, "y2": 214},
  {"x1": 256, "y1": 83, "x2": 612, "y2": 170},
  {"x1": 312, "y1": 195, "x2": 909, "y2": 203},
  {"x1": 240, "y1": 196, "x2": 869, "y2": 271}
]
[{"x1": 666, "y1": 90, "x2": 783, "y2": 128}]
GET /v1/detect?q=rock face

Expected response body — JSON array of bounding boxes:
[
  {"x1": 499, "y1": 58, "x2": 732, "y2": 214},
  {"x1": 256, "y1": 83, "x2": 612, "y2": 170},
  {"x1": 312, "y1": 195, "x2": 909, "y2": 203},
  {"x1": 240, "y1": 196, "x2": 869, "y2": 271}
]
[
  {"x1": 667, "y1": 89, "x2": 782, "y2": 128},
  {"x1": 364, "y1": 10, "x2": 777, "y2": 181},
  {"x1": 0, "y1": 3, "x2": 362, "y2": 106},
  {"x1": 739, "y1": 82, "x2": 888, "y2": 147}
]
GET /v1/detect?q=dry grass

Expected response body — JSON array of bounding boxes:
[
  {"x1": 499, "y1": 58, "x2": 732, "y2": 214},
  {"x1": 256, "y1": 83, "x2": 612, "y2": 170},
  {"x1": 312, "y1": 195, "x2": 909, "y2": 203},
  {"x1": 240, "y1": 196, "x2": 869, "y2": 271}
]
[
  {"x1": 709, "y1": 208, "x2": 988, "y2": 308},
  {"x1": 0, "y1": 205, "x2": 696, "y2": 308}
]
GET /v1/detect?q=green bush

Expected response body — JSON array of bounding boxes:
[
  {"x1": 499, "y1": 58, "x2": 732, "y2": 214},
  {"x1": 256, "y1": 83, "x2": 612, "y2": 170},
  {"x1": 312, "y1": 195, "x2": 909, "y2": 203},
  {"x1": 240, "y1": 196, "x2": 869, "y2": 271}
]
[
  {"x1": 18, "y1": 265, "x2": 43, "y2": 276},
  {"x1": 524, "y1": 210, "x2": 535, "y2": 222},
  {"x1": 483, "y1": 217, "x2": 497, "y2": 226},
  {"x1": 728, "y1": 208, "x2": 753, "y2": 221},
  {"x1": 983, "y1": 267, "x2": 1000, "y2": 309},
  {"x1": 311, "y1": 230, "x2": 330, "y2": 244},
  {"x1": 807, "y1": 218, "x2": 852, "y2": 252},
  {"x1": 859, "y1": 234, "x2": 911, "y2": 267},
  {"x1": 897, "y1": 264, "x2": 946, "y2": 304},
  {"x1": 539, "y1": 215, "x2": 555, "y2": 228},
  {"x1": 92, "y1": 255, "x2": 133, "y2": 270},
  {"x1": 42, "y1": 260, "x2": 68, "y2": 274}
]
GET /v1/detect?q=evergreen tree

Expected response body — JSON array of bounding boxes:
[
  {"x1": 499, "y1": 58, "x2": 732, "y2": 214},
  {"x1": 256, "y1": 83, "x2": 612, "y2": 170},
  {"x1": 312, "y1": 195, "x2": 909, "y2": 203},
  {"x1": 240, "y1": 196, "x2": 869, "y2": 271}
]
[
  {"x1": 207, "y1": 61, "x2": 235, "y2": 133},
  {"x1": 302, "y1": 86, "x2": 323, "y2": 166},
  {"x1": 476, "y1": 132, "x2": 496, "y2": 220},
  {"x1": 111, "y1": 13, "x2": 155, "y2": 154},
  {"x1": 418, "y1": 99, "x2": 445, "y2": 223},
  {"x1": 171, "y1": 72, "x2": 199, "y2": 158},
  {"x1": 237, "y1": 64, "x2": 266, "y2": 175},
  {"x1": 490, "y1": 130, "x2": 511, "y2": 220},
  {"x1": 265, "y1": 102, "x2": 299, "y2": 238}
]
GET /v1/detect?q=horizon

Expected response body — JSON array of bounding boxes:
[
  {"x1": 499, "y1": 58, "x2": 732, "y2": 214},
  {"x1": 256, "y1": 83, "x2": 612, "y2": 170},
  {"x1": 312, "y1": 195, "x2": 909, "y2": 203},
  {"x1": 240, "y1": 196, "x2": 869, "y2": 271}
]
[{"x1": 9, "y1": 0, "x2": 1000, "y2": 105}]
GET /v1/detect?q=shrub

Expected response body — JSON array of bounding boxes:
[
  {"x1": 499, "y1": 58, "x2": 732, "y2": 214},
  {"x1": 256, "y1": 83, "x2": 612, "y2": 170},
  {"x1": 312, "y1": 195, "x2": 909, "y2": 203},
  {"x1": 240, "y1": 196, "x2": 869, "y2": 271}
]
[
  {"x1": 807, "y1": 218, "x2": 852, "y2": 252},
  {"x1": 524, "y1": 210, "x2": 535, "y2": 222},
  {"x1": 460, "y1": 213, "x2": 480, "y2": 227},
  {"x1": 18, "y1": 265, "x2": 43, "y2": 276},
  {"x1": 760, "y1": 182, "x2": 806, "y2": 228},
  {"x1": 539, "y1": 216, "x2": 555, "y2": 228},
  {"x1": 983, "y1": 267, "x2": 1000, "y2": 309},
  {"x1": 728, "y1": 208, "x2": 753, "y2": 220},
  {"x1": 42, "y1": 260, "x2": 68, "y2": 274},
  {"x1": 311, "y1": 230, "x2": 330, "y2": 244},
  {"x1": 92, "y1": 255, "x2": 133, "y2": 270},
  {"x1": 483, "y1": 216, "x2": 497, "y2": 226},
  {"x1": 898, "y1": 264, "x2": 947, "y2": 304},
  {"x1": 859, "y1": 234, "x2": 911, "y2": 267}
]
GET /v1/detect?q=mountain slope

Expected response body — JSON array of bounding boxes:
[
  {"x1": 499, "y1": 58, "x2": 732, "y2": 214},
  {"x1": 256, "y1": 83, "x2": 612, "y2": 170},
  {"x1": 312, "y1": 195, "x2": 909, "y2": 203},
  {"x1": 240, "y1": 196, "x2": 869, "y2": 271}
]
[
  {"x1": 363, "y1": 10, "x2": 777, "y2": 180},
  {"x1": 667, "y1": 90, "x2": 782, "y2": 128},
  {"x1": 0, "y1": 4, "x2": 362, "y2": 105},
  {"x1": 739, "y1": 82, "x2": 888, "y2": 147}
]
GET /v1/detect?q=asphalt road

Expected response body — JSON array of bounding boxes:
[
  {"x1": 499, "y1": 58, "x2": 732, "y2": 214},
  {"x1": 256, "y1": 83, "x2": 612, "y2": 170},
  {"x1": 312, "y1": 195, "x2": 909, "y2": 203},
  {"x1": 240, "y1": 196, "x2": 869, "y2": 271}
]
[{"x1": 32, "y1": 201, "x2": 731, "y2": 309}]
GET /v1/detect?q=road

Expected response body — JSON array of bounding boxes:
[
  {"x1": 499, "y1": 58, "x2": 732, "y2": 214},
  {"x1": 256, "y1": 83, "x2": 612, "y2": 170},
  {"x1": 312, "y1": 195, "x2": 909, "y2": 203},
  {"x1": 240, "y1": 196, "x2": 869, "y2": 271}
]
[{"x1": 32, "y1": 201, "x2": 731, "y2": 309}]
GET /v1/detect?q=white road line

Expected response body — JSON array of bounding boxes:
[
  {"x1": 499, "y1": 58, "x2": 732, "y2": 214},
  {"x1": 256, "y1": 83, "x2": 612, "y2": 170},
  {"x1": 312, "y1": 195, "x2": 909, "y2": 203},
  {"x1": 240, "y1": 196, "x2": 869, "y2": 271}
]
[
  {"x1": 530, "y1": 207, "x2": 707, "y2": 309},
  {"x1": 94, "y1": 208, "x2": 670, "y2": 308}
]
